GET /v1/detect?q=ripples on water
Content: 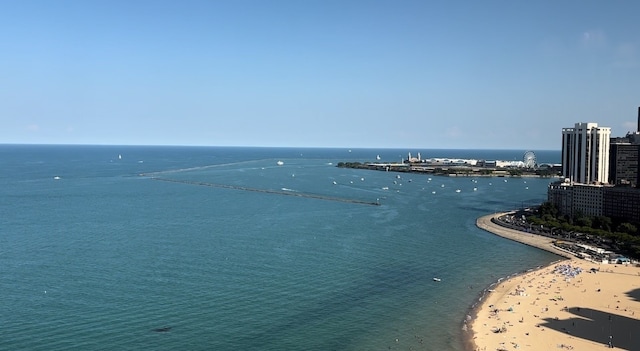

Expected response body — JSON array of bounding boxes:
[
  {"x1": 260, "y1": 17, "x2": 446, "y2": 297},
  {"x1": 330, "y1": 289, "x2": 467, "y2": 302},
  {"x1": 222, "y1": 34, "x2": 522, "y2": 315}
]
[{"x1": 1, "y1": 145, "x2": 560, "y2": 350}]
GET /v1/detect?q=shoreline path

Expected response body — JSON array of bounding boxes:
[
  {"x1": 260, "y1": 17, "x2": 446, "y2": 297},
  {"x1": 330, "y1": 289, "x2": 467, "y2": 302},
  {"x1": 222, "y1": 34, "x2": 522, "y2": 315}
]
[
  {"x1": 476, "y1": 212, "x2": 574, "y2": 259},
  {"x1": 471, "y1": 213, "x2": 640, "y2": 351}
]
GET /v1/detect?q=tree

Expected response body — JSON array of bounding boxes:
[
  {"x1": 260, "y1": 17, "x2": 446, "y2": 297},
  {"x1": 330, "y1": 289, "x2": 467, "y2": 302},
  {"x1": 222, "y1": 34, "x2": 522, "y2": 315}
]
[
  {"x1": 537, "y1": 202, "x2": 558, "y2": 217},
  {"x1": 575, "y1": 216, "x2": 592, "y2": 228},
  {"x1": 616, "y1": 222, "x2": 637, "y2": 235},
  {"x1": 592, "y1": 216, "x2": 612, "y2": 231}
]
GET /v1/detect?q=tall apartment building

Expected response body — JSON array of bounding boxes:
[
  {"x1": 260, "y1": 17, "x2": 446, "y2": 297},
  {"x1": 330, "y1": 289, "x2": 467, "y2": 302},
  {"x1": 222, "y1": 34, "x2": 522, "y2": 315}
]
[
  {"x1": 550, "y1": 110, "x2": 640, "y2": 223},
  {"x1": 561, "y1": 122, "x2": 611, "y2": 184},
  {"x1": 608, "y1": 108, "x2": 640, "y2": 187},
  {"x1": 609, "y1": 139, "x2": 640, "y2": 186}
]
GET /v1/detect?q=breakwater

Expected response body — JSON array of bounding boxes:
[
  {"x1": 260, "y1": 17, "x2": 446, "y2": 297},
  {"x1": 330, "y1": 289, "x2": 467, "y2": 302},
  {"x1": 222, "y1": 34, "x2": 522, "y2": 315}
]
[{"x1": 151, "y1": 177, "x2": 381, "y2": 206}]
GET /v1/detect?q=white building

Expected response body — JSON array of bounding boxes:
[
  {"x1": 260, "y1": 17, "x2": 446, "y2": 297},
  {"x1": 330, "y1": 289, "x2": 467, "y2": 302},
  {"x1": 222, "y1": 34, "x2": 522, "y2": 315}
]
[{"x1": 561, "y1": 122, "x2": 611, "y2": 184}]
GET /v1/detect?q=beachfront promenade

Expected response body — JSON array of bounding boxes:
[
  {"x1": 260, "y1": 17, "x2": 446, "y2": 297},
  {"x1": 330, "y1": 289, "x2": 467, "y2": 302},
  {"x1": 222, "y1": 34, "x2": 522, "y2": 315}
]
[
  {"x1": 471, "y1": 213, "x2": 640, "y2": 351},
  {"x1": 476, "y1": 213, "x2": 574, "y2": 259}
]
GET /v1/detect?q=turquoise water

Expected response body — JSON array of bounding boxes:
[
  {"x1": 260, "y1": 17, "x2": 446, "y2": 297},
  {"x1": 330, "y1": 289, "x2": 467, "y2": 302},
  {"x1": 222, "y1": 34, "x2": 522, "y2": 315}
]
[{"x1": 1, "y1": 145, "x2": 561, "y2": 350}]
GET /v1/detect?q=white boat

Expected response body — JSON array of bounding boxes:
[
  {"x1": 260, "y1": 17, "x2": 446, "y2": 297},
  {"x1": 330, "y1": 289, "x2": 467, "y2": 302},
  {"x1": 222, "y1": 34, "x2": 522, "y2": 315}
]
[
  {"x1": 376, "y1": 155, "x2": 381, "y2": 160},
  {"x1": 455, "y1": 189, "x2": 461, "y2": 193},
  {"x1": 332, "y1": 181, "x2": 337, "y2": 185},
  {"x1": 433, "y1": 277, "x2": 441, "y2": 282},
  {"x1": 276, "y1": 160, "x2": 284, "y2": 166},
  {"x1": 53, "y1": 176, "x2": 61, "y2": 180}
]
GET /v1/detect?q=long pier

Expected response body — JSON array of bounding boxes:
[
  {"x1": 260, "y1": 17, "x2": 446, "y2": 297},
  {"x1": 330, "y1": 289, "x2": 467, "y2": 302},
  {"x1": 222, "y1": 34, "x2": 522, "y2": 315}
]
[{"x1": 151, "y1": 177, "x2": 381, "y2": 206}]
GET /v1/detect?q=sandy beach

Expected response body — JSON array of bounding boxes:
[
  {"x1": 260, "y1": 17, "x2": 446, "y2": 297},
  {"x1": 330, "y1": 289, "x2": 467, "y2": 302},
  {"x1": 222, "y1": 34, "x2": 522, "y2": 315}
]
[{"x1": 470, "y1": 213, "x2": 640, "y2": 351}]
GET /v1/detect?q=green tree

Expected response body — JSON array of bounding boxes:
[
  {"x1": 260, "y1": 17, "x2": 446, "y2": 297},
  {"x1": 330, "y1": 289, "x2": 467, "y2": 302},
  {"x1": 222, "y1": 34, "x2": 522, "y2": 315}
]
[
  {"x1": 537, "y1": 202, "x2": 558, "y2": 217},
  {"x1": 575, "y1": 216, "x2": 592, "y2": 228},
  {"x1": 616, "y1": 222, "x2": 637, "y2": 235},
  {"x1": 592, "y1": 216, "x2": 612, "y2": 231}
]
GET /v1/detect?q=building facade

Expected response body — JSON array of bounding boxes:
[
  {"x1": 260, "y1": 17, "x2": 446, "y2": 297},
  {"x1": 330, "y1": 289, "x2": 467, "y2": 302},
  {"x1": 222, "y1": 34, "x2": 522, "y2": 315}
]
[
  {"x1": 609, "y1": 133, "x2": 640, "y2": 187},
  {"x1": 548, "y1": 180, "x2": 573, "y2": 217},
  {"x1": 548, "y1": 180, "x2": 605, "y2": 218},
  {"x1": 549, "y1": 112, "x2": 640, "y2": 223},
  {"x1": 562, "y1": 122, "x2": 611, "y2": 184},
  {"x1": 603, "y1": 186, "x2": 640, "y2": 223}
]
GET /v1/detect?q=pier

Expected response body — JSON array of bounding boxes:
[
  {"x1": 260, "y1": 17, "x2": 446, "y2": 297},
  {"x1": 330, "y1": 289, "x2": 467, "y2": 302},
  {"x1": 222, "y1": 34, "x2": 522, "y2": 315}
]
[{"x1": 150, "y1": 177, "x2": 381, "y2": 206}]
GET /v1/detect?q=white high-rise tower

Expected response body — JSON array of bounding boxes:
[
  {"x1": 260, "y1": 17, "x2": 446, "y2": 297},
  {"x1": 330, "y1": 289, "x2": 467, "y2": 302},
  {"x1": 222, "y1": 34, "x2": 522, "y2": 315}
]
[{"x1": 561, "y1": 122, "x2": 611, "y2": 184}]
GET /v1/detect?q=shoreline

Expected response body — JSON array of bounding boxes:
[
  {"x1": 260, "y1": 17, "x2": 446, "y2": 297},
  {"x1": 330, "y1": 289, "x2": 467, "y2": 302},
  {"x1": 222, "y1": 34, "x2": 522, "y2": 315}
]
[
  {"x1": 466, "y1": 212, "x2": 640, "y2": 351},
  {"x1": 475, "y1": 212, "x2": 574, "y2": 259},
  {"x1": 337, "y1": 162, "x2": 560, "y2": 179}
]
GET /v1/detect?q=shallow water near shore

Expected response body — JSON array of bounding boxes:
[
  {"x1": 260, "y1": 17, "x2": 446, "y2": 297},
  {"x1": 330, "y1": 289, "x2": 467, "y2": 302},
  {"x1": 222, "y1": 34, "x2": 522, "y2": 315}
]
[{"x1": 1, "y1": 145, "x2": 561, "y2": 350}]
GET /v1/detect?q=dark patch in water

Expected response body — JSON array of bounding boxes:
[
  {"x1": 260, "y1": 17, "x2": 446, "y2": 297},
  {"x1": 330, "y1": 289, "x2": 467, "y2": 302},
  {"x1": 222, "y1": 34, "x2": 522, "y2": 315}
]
[{"x1": 153, "y1": 326, "x2": 172, "y2": 333}]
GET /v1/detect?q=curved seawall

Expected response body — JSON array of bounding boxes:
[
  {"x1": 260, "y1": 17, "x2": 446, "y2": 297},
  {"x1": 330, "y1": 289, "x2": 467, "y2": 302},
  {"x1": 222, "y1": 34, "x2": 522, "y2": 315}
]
[{"x1": 476, "y1": 212, "x2": 573, "y2": 259}]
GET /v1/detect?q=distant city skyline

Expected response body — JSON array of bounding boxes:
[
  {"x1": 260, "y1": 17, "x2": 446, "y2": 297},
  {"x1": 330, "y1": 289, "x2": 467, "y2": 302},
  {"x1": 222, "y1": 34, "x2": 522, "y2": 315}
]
[{"x1": 1, "y1": 1, "x2": 639, "y2": 149}]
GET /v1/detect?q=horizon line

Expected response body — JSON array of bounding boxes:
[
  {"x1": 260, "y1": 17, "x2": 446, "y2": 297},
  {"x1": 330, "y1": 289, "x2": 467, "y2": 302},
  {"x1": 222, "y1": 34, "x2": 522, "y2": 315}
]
[{"x1": 0, "y1": 142, "x2": 560, "y2": 152}]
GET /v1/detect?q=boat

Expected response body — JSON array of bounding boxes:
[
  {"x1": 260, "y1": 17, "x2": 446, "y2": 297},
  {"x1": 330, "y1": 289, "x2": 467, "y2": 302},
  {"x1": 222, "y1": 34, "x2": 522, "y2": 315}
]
[
  {"x1": 433, "y1": 277, "x2": 441, "y2": 282},
  {"x1": 276, "y1": 160, "x2": 284, "y2": 166},
  {"x1": 455, "y1": 189, "x2": 461, "y2": 193},
  {"x1": 376, "y1": 155, "x2": 381, "y2": 160},
  {"x1": 53, "y1": 176, "x2": 61, "y2": 180}
]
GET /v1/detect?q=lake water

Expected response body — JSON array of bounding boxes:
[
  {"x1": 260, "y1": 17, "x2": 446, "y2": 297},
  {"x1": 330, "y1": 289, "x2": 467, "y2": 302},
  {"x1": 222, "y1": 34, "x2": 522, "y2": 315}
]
[{"x1": 1, "y1": 145, "x2": 562, "y2": 350}]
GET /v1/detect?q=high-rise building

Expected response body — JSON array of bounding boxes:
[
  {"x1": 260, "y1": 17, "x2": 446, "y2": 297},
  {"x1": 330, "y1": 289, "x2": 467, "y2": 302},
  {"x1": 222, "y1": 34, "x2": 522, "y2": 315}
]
[
  {"x1": 608, "y1": 108, "x2": 640, "y2": 187},
  {"x1": 561, "y1": 122, "x2": 611, "y2": 184},
  {"x1": 609, "y1": 140, "x2": 640, "y2": 186}
]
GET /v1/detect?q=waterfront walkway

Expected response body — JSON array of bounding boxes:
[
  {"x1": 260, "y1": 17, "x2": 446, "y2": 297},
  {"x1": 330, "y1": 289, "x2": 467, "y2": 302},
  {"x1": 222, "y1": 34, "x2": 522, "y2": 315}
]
[{"x1": 476, "y1": 212, "x2": 573, "y2": 259}]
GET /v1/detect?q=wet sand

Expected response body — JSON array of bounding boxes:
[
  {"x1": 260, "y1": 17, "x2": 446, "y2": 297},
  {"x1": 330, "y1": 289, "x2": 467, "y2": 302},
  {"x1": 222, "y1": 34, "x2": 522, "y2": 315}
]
[{"x1": 470, "y1": 213, "x2": 640, "y2": 350}]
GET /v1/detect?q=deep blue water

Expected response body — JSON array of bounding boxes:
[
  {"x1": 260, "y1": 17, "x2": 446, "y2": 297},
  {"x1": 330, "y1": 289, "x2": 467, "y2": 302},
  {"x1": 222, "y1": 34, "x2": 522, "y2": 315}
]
[{"x1": 1, "y1": 145, "x2": 561, "y2": 350}]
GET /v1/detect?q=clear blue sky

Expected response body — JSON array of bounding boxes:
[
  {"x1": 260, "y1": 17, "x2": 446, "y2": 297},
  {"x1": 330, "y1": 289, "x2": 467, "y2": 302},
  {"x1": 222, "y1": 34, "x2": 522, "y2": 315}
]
[{"x1": 1, "y1": 1, "x2": 638, "y2": 149}]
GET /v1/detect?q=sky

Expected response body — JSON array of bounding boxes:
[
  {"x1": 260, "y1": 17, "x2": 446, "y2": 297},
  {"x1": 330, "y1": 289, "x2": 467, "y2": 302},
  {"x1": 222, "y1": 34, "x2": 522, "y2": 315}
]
[{"x1": 1, "y1": 0, "x2": 639, "y2": 150}]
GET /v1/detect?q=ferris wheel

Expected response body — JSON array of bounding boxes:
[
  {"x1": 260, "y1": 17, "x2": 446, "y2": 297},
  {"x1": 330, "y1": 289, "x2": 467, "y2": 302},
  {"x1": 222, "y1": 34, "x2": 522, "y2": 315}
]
[{"x1": 523, "y1": 151, "x2": 537, "y2": 168}]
